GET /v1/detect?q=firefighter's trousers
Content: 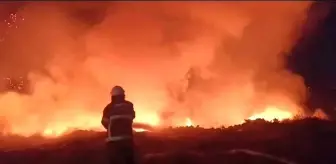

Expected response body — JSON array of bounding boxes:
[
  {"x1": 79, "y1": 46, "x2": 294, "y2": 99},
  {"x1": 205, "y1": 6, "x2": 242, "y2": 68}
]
[{"x1": 106, "y1": 139, "x2": 135, "y2": 164}]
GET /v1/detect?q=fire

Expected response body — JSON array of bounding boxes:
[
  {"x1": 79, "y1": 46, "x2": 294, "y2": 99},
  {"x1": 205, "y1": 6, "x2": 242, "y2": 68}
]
[
  {"x1": 247, "y1": 106, "x2": 293, "y2": 121},
  {"x1": 133, "y1": 128, "x2": 148, "y2": 132},
  {"x1": 4, "y1": 105, "x2": 296, "y2": 138},
  {"x1": 38, "y1": 112, "x2": 158, "y2": 137},
  {"x1": 43, "y1": 128, "x2": 67, "y2": 137},
  {"x1": 0, "y1": 2, "x2": 312, "y2": 138},
  {"x1": 185, "y1": 117, "x2": 193, "y2": 127},
  {"x1": 3, "y1": 102, "x2": 297, "y2": 138}
]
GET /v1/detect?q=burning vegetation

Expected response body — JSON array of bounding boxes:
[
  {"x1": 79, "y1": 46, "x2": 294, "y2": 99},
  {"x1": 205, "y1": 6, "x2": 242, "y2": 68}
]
[{"x1": 0, "y1": 2, "x2": 328, "y2": 138}]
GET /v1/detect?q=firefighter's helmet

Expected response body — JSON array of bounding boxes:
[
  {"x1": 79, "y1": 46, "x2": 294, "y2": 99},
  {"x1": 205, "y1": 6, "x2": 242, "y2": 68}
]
[{"x1": 110, "y1": 86, "x2": 125, "y2": 96}]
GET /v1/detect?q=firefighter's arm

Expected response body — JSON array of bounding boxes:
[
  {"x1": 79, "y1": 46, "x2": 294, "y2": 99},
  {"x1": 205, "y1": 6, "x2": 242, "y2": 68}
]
[
  {"x1": 130, "y1": 103, "x2": 135, "y2": 119},
  {"x1": 101, "y1": 106, "x2": 110, "y2": 130}
]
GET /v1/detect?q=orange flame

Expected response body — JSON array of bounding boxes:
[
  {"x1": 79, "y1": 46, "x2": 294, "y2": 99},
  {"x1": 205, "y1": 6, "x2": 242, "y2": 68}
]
[
  {"x1": 185, "y1": 117, "x2": 193, "y2": 127},
  {"x1": 3, "y1": 105, "x2": 297, "y2": 138},
  {"x1": 247, "y1": 106, "x2": 293, "y2": 121}
]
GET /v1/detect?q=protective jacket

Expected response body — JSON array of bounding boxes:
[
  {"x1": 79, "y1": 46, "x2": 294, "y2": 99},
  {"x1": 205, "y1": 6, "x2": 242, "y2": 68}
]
[{"x1": 102, "y1": 100, "x2": 135, "y2": 142}]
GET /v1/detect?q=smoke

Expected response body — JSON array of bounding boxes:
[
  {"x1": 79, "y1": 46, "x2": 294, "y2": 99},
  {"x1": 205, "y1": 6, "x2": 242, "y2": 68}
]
[{"x1": 0, "y1": 2, "x2": 312, "y2": 136}]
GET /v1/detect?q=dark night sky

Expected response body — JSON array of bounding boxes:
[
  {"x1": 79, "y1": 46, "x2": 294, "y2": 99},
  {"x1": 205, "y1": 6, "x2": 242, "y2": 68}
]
[{"x1": 288, "y1": 2, "x2": 336, "y2": 118}]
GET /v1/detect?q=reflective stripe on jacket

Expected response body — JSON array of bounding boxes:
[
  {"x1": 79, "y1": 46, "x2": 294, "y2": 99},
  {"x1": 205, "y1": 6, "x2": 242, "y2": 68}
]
[{"x1": 102, "y1": 101, "x2": 135, "y2": 142}]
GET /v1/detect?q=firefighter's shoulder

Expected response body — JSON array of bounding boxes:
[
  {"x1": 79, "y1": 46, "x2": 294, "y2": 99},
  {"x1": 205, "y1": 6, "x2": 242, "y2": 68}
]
[
  {"x1": 115, "y1": 101, "x2": 133, "y2": 108},
  {"x1": 104, "y1": 103, "x2": 114, "y2": 110},
  {"x1": 124, "y1": 100, "x2": 133, "y2": 107},
  {"x1": 115, "y1": 100, "x2": 132, "y2": 106}
]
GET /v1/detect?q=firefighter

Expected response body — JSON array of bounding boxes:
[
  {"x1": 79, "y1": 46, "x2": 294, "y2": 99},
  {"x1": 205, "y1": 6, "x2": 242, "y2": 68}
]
[{"x1": 101, "y1": 86, "x2": 136, "y2": 164}]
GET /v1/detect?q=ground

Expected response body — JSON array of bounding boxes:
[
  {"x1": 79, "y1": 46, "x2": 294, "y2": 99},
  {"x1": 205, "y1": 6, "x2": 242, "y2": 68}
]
[{"x1": 0, "y1": 118, "x2": 335, "y2": 164}]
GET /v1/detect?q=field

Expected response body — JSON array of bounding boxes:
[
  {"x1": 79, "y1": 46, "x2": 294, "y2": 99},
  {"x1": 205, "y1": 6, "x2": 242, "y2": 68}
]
[{"x1": 0, "y1": 118, "x2": 335, "y2": 164}]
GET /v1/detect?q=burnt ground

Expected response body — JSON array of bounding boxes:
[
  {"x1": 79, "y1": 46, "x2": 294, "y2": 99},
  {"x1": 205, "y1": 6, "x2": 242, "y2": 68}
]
[{"x1": 0, "y1": 118, "x2": 335, "y2": 164}]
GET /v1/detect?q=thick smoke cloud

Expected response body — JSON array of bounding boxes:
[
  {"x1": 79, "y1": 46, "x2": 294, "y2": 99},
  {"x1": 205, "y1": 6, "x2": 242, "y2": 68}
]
[{"x1": 0, "y1": 2, "x2": 312, "y2": 136}]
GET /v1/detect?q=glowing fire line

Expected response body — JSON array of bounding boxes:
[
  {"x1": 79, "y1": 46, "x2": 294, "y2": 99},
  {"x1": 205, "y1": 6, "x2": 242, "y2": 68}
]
[
  {"x1": 247, "y1": 106, "x2": 293, "y2": 121},
  {"x1": 4, "y1": 106, "x2": 295, "y2": 138}
]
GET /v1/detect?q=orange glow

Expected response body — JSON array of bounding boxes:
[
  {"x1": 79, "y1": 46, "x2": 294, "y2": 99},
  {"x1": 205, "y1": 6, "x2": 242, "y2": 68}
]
[
  {"x1": 133, "y1": 128, "x2": 149, "y2": 132},
  {"x1": 38, "y1": 111, "x2": 159, "y2": 137},
  {"x1": 0, "y1": 2, "x2": 313, "y2": 137},
  {"x1": 43, "y1": 128, "x2": 67, "y2": 137},
  {"x1": 248, "y1": 106, "x2": 293, "y2": 121},
  {"x1": 27, "y1": 105, "x2": 297, "y2": 137},
  {"x1": 185, "y1": 118, "x2": 193, "y2": 127}
]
